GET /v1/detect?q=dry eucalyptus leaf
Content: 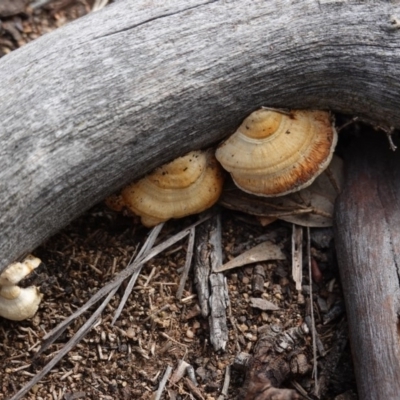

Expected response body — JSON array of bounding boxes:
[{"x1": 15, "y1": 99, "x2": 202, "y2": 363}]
[
  {"x1": 250, "y1": 297, "x2": 280, "y2": 311},
  {"x1": 0, "y1": 0, "x2": 28, "y2": 17},
  {"x1": 220, "y1": 155, "x2": 344, "y2": 228},
  {"x1": 214, "y1": 241, "x2": 285, "y2": 273},
  {"x1": 279, "y1": 155, "x2": 344, "y2": 227}
]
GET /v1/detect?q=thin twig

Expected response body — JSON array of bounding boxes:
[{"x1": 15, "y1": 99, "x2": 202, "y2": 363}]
[
  {"x1": 336, "y1": 116, "x2": 359, "y2": 132},
  {"x1": 217, "y1": 365, "x2": 231, "y2": 400},
  {"x1": 307, "y1": 227, "x2": 319, "y2": 395},
  {"x1": 176, "y1": 227, "x2": 195, "y2": 300},
  {"x1": 386, "y1": 129, "x2": 397, "y2": 151},
  {"x1": 112, "y1": 223, "x2": 164, "y2": 324},
  {"x1": 154, "y1": 365, "x2": 173, "y2": 400}
]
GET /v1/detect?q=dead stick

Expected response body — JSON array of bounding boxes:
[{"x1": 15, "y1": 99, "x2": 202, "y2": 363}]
[
  {"x1": 334, "y1": 130, "x2": 400, "y2": 399},
  {"x1": 176, "y1": 227, "x2": 195, "y2": 300}
]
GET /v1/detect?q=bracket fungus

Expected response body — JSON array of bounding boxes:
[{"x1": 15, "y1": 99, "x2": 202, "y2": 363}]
[
  {"x1": 215, "y1": 109, "x2": 338, "y2": 197},
  {"x1": 107, "y1": 108, "x2": 339, "y2": 228},
  {"x1": 0, "y1": 255, "x2": 43, "y2": 321},
  {"x1": 121, "y1": 150, "x2": 224, "y2": 227}
]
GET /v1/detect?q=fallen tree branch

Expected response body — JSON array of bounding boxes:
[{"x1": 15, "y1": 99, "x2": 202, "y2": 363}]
[
  {"x1": 335, "y1": 130, "x2": 400, "y2": 399},
  {"x1": 1, "y1": 0, "x2": 400, "y2": 271}
]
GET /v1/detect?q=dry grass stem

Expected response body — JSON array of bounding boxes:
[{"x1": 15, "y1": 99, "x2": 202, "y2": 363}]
[{"x1": 307, "y1": 227, "x2": 319, "y2": 395}]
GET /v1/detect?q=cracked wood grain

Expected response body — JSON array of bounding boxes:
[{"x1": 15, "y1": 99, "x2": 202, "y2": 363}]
[
  {"x1": 1, "y1": 0, "x2": 400, "y2": 271},
  {"x1": 334, "y1": 130, "x2": 400, "y2": 400}
]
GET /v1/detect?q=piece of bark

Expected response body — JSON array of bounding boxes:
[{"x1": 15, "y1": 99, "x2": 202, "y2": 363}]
[
  {"x1": 208, "y1": 213, "x2": 229, "y2": 351},
  {"x1": 239, "y1": 324, "x2": 309, "y2": 400},
  {"x1": 184, "y1": 377, "x2": 205, "y2": 400},
  {"x1": 334, "y1": 131, "x2": 400, "y2": 399},
  {"x1": 1, "y1": 1, "x2": 400, "y2": 272},
  {"x1": 209, "y1": 273, "x2": 229, "y2": 352},
  {"x1": 194, "y1": 219, "x2": 212, "y2": 318},
  {"x1": 194, "y1": 212, "x2": 228, "y2": 350},
  {"x1": 176, "y1": 227, "x2": 195, "y2": 300},
  {"x1": 317, "y1": 320, "x2": 352, "y2": 398},
  {"x1": 252, "y1": 264, "x2": 266, "y2": 296},
  {"x1": 170, "y1": 360, "x2": 190, "y2": 385}
]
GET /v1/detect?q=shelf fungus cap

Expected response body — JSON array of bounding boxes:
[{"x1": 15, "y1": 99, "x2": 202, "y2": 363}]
[
  {"x1": 215, "y1": 109, "x2": 337, "y2": 197},
  {"x1": 121, "y1": 150, "x2": 224, "y2": 227}
]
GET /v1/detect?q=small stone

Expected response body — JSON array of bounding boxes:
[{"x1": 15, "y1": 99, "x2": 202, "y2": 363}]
[
  {"x1": 196, "y1": 367, "x2": 207, "y2": 381},
  {"x1": 186, "y1": 329, "x2": 195, "y2": 339},
  {"x1": 261, "y1": 312, "x2": 269, "y2": 322},
  {"x1": 245, "y1": 333, "x2": 257, "y2": 342},
  {"x1": 125, "y1": 327, "x2": 136, "y2": 339},
  {"x1": 193, "y1": 321, "x2": 201, "y2": 330},
  {"x1": 279, "y1": 277, "x2": 290, "y2": 287},
  {"x1": 238, "y1": 324, "x2": 249, "y2": 332}
]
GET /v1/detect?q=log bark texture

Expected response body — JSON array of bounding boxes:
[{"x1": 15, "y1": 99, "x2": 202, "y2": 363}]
[
  {"x1": 1, "y1": 0, "x2": 400, "y2": 271},
  {"x1": 335, "y1": 132, "x2": 400, "y2": 400}
]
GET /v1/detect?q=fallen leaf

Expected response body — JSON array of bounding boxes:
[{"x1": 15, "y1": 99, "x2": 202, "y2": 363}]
[
  {"x1": 250, "y1": 297, "x2": 280, "y2": 311},
  {"x1": 0, "y1": 0, "x2": 28, "y2": 17},
  {"x1": 220, "y1": 155, "x2": 344, "y2": 228},
  {"x1": 214, "y1": 241, "x2": 285, "y2": 273}
]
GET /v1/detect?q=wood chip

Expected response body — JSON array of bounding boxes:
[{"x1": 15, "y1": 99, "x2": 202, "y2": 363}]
[{"x1": 170, "y1": 360, "x2": 190, "y2": 384}]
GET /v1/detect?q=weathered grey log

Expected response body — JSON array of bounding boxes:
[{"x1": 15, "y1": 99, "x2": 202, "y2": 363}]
[
  {"x1": 335, "y1": 131, "x2": 400, "y2": 400},
  {"x1": 1, "y1": 0, "x2": 400, "y2": 272}
]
